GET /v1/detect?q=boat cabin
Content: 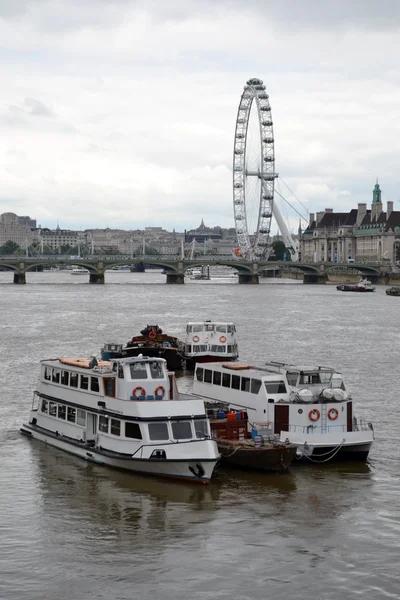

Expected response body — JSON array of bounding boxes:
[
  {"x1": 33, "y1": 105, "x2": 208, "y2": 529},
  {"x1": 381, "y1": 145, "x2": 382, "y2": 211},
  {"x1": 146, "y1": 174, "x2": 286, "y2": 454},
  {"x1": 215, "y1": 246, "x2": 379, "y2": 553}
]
[
  {"x1": 192, "y1": 361, "x2": 356, "y2": 437},
  {"x1": 32, "y1": 355, "x2": 211, "y2": 453},
  {"x1": 185, "y1": 321, "x2": 239, "y2": 361}
]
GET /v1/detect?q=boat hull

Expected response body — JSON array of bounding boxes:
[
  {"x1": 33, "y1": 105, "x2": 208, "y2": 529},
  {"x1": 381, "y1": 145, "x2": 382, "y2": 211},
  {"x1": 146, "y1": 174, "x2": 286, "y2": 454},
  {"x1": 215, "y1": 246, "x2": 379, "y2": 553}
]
[
  {"x1": 216, "y1": 440, "x2": 297, "y2": 473},
  {"x1": 122, "y1": 347, "x2": 184, "y2": 370},
  {"x1": 20, "y1": 425, "x2": 219, "y2": 484},
  {"x1": 293, "y1": 441, "x2": 373, "y2": 463}
]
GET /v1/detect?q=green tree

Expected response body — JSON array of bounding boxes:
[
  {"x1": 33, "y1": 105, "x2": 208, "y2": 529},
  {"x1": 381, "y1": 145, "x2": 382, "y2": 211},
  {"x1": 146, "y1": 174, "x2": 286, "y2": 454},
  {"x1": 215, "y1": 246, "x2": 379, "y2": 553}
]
[
  {"x1": 0, "y1": 240, "x2": 20, "y2": 255},
  {"x1": 268, "y1": 240, "x2": 292, "y2": 261}
]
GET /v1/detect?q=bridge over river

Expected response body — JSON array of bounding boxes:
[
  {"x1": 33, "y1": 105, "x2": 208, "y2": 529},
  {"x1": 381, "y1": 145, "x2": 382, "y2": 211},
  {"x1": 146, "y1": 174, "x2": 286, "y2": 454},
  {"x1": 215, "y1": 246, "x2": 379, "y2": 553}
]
[{"x1": 0, "y1": 255, "x2": 385, "y2": 284}]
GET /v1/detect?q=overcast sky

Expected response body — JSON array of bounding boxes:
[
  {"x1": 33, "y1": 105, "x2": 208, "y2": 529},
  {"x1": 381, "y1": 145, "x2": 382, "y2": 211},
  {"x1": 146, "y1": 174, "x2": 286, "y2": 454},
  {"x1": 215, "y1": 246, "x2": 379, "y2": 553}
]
[{"x1": 1, "y1": 0, "x2": 400, "y2": 232}]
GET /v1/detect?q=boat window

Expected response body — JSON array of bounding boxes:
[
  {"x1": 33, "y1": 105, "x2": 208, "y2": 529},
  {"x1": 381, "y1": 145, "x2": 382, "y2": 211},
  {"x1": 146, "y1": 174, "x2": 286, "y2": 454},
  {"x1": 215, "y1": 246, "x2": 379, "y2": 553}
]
[
  {"x1": 241, "y1": 377, "x2": 250, "y2": 392},
  {"x1": 204, "y1": 369, "x2": 212, "y2": 383},
  {"x1": 99, "y1": 415, "x2": 109, "y2": 433},
  {"x1": 319, "y1": 372, "x2": 332, "y2": 384},
  {"x1": 213, "y1": 371, "x2": 222, "y2": 385},
  {"x1": 232, "y1": 375, "x2": 240, "y2": 390},
  {"x1": 110, "y1": 419, "x2": 120, "y2": 436},
  {"x1": 265, "y1": 380, "x2": 287, "y2": 394},
  {"x1": 187, "y1": 325, "x2": 192, "y2": 333},
  {"x1": 286, "y1": 372, "x2": 298, "y2": 386},
  {"x1": 149, "y1": 362, "x2": 164, "y2": 379},
  {"x1": 57, "y1": 404, "x2": 66, "y2": 420},
  {"x1": 186, "y1": 344, "x2": 192, "y2": 353},
  {"x1": 118, "y1": 364, "x2": 124, "y2": 379},
  {"x1": 222, "y1": 372, "x2": 231, "y2": 388},
  {"x1": 44, "y1": 367, "x2": 51, "y2": 381},
  {"x1": 80, "y1": 375, "x2": 89, "y2": 390},
  {"x1": 216, "y1": 325, "x2": 227, "y2": 333},
  {"x1": 67, "y1": 407, "x2": 76, "y2": 423},
  {"x1": 41, "y1": 399, "x2": 48, "y2": 413},
  {"x1": 125, "y1": 422, "x2": 142, "y2": 439},
  {"x1": 196, "y1": 368, "x2": 204, "y2": 382},
  {"x1": 194, "y1": 345, "x2": 207, "y2": 352},
  {"x1": 77, "y1": 409, "x2": 86, "y2": 427},
  {"x1": 227, "y1": 325, "x2": 235, "y2": 333},
  {"x1": 172, "y1": 421, "x2": 192, "y2": 440},
  {"x1": 251, "y1": 379, "x2": 261, "y2": 394},
  {"x1": 130, "y1": 362, "x2": 148, "y2": 380},
  {"x1": 194, "y1": 420, "x2": 209, "y2": 439},
  {"x1": 205, "y1": 324, "x2": 214, "y2": 332},
  {"x1": 148, "y1": 422, "x2": 169, "y2": 441},
  {"x1": 70, "y1": 373, "x2": 78, "y2": 388},
  {"x1": 210, "y1": 345, "x2": 218, "y2": 352},
  {"x1": 52, "y1": 369, "x2": 60, "y2": 384},
  {"x1": 192, "y1": 325, "x2": 203, "y2": 332},
  {"x1": 299, "y1": 373, "x2": 320, "y2": 385},
  {"x1": 61, "y1": 370, "x2": 69, "y2": 386},
  {"x1": 227, "y1": 345, "x2": 233, "y2": 353},
  {"x1": 90, "y1": 377, "x2": 99, "y2": 393},
  {"x1": 103, "y1": 378, "x2": 115, "y2": 397},
  {"x1": 49, "y1": 401, "x2": 57, "y2": 416}
]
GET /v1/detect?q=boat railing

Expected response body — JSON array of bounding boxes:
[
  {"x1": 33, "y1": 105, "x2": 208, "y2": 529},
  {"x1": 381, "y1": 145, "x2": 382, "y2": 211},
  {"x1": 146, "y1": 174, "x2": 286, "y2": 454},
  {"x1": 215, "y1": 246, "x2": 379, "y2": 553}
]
[
  {"x1": 287, "y1": 424, "x2": 348, "y2": 434},
  {"x1": 352, "y1": 417, "x2": 374, "y2": 432}
]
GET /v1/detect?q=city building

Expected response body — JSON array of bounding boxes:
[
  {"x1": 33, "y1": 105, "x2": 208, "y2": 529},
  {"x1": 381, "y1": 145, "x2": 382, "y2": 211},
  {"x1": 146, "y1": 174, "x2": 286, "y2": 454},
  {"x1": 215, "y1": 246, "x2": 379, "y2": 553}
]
[
  {"x1": 0, "y1": 212, "x2": 34, "y2": 247},
  {"x1": 300, "y1": 182, "x2": 400, "y2": 263}
]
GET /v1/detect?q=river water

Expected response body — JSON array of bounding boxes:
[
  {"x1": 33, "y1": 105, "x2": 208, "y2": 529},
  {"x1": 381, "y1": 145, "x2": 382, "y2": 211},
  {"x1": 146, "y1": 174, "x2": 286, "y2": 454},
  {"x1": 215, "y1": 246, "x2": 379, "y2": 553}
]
[{"x1": 0, "y1": 270, "x2": 399, "y2": 600}]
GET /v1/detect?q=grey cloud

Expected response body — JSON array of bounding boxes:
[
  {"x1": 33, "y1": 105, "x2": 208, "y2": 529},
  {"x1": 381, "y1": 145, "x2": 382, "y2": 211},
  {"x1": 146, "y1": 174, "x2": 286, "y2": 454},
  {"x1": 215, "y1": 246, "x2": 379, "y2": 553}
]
[{"x1": 23, "y1": 97, "x2": 54, "y2": 117}]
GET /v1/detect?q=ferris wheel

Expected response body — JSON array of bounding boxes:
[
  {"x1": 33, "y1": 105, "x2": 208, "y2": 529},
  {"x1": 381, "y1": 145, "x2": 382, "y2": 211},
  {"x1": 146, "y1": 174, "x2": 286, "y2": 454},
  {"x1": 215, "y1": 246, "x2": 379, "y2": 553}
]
[{"x1": 233, "y1": 77, "x2": 277, "y2": 260}]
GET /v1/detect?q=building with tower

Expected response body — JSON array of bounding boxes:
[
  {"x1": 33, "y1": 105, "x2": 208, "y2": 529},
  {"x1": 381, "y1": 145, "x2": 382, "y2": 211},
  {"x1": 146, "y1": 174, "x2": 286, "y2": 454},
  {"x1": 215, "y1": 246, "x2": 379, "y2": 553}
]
[{"x1": 300, "y1": 181, "x2": 400, "y2": 263}]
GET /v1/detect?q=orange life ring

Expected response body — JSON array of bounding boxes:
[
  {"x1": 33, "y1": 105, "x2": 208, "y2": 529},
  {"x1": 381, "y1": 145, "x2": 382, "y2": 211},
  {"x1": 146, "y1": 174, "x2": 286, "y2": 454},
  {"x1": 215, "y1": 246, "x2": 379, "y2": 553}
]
[
  {"x1": 132, "y1": 386, "x2": 146, "y2": 399},
  {"x1": 219, "y1": 336, "x2": 227, "y2": 343},
  {"x1": 308, "y1": 408, "x2": 320, "y2": 422},
  {"x1": 193, "y1": 335, "x2": 200, "y2": 343},
  {"x1": 328, "y1": 407, "x2": 339, "y2": 421},
  {"x1": 155, "y1": 385, "x2": 166, "y2": 399},
  {"x1": 148, "y1": 331, "x2": 156, "y2": 340}
]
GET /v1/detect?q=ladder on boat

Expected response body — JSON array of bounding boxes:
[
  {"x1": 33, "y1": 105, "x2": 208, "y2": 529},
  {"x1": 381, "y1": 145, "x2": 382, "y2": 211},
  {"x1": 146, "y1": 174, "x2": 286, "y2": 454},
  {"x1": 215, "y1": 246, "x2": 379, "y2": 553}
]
[{"x1": 320, "y1": 403, "x2": 327, "y2": 433}]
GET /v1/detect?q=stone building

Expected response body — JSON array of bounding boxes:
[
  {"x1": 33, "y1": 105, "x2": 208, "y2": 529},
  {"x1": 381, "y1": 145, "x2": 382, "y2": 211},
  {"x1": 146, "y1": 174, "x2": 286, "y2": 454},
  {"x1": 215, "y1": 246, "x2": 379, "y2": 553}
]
[
  {"x1": 300, "y1": 182, "x2": 400, "y2": 263},
  {"x1": 0, "y1": 212, "x2": 34, "y2": 247}
]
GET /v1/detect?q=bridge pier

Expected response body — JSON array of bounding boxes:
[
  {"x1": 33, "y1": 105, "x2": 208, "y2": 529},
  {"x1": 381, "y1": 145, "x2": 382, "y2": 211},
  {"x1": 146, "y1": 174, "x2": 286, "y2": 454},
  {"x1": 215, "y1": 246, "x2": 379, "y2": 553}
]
[
  {"x1": 303, "y1": 273, "x2": 327, "y2": 284},
  {"x1": 89, "y1": 273, "x2": 105, "y2": 284},
  {"x1": 13, "y1": 272, "x2": 26, "y2": 284},
  {"x1": 238, "y1": 273, "x2": 259, "y2": 284},
  {"x1": 166, "y1": 273, "x2": 185, "y2": 284}
]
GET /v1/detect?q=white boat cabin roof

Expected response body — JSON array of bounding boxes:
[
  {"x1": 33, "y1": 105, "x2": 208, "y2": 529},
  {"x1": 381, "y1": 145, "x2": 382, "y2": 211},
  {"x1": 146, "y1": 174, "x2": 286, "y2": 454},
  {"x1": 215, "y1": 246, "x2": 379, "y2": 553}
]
[
  {"x1": 41, "y1": 354, "x2": 168, "y2": 376},
  {"x1": 195, "y1": 361, "x2": 341, "y2": 379}
]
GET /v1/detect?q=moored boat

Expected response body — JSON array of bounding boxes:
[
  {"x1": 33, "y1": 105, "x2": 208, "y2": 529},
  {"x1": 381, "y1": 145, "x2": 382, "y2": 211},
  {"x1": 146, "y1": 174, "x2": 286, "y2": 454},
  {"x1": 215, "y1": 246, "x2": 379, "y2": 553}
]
[
  {"x1": 104, "y1": 325, "x2": 185, "y2": 371},
  {"x1": 70, "y1": 267, "x2": 88, "y2": 275},
  {"x1": 193, "y1": 361, "x2": 374, "y2": 463},
  {"x1": 207, "y1": 408, "x2": 296, "y2": 472},
  {"x1": 20, "y1": 355, "x2": 220, "y2": 484},
  {"x1": 184, "y1": 321, "x2": 239, "y2": 367},
  {"x1": 386, "y1": 286, "x2": 400, "y2": 296},
  {"x1": 337, "y1": 278, "x2": 375, "y2": 292}
]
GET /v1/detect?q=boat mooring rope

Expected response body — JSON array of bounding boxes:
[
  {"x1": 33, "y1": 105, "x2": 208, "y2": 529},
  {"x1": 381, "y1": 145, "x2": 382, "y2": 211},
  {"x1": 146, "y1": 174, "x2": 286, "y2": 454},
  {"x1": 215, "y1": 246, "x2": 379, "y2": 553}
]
[{"x1": 297, "y1": 439, "x2": 346, "y2": 463}]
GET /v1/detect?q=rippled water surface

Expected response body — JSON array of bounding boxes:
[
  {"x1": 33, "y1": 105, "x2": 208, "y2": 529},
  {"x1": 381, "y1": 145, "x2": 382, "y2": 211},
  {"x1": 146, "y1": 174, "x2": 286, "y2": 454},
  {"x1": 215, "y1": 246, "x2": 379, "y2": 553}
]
[{"x1": 0, "y1": 271, "x2": 399, "y2": 600}]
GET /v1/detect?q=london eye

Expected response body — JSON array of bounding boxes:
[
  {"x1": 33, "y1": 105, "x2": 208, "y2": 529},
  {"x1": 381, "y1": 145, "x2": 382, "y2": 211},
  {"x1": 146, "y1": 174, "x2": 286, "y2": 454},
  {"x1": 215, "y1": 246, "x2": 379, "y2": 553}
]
[{"x1": 233, "y1": 78, "x2": 277, "y2": 260}]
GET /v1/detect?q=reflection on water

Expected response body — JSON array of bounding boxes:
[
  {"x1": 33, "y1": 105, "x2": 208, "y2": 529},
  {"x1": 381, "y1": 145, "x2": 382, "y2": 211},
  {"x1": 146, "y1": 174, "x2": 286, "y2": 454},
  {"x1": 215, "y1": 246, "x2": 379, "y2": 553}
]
[{"x1": 1, "y1": 273, "x2": 400, "y2": 600}]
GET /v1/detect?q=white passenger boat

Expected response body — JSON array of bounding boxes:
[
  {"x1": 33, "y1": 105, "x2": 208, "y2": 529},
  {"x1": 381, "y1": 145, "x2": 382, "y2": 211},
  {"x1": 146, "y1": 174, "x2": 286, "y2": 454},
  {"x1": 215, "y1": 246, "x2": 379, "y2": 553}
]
[
  {"x1": 192, "y1": 361, "x2": 374, "y2": 462},
  {"x1": 20, "y1": 355, "x2": 220, "y2": 483},
  {"x1": 70, "y1": 268, "x2": 88, "y2": 275},
  {"x1": 184, "y1": 321, "x2": 239, "y2": 367}
]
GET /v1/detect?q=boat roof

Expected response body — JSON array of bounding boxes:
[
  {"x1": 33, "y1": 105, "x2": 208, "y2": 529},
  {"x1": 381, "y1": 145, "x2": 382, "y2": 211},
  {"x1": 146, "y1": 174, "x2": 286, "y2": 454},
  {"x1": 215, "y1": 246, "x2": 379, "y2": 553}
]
[
  {"x1": 196, "y1": 361, "x2": 338, "y2": 376},
  {"x1": 187, "y1": 321, "x2": 235, "y2": 325},
  {"x1": 41, "y1": 355, "x2": 167, "y2": 371}
]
